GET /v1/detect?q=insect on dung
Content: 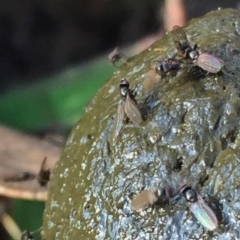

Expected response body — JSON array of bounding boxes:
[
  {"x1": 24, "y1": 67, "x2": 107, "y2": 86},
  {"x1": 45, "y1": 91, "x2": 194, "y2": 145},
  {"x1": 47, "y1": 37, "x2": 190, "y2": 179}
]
[
  {"x1": 171, "y1": 25, "x2": 199, "y2": 60},
  {"x1": 178, "y1": 183, "x2": 218, "y2": 231},
  {"x1": 108, "y1": 47, "x2": 122, "y2": 67},
  {"x1": 112, "y1": 78, "x2": 143, "y2": 138},
  {"x1": 171, "y1": 25, "x2": 224, "y2": 73},
  {"x1": 155, "y1": 58, "x2": 181, "y2": 77}
]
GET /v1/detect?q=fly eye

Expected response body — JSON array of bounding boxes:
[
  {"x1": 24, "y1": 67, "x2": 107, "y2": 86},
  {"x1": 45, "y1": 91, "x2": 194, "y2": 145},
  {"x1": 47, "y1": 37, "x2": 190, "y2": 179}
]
[{"x1": 185, "y1": 189, "x2": 197, "y2": 202}]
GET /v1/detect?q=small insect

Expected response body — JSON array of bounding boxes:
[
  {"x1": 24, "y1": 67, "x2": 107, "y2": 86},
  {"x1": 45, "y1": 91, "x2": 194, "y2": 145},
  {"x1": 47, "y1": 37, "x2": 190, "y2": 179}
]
[
  {"x1": 21, "y1": 230, "x2": 34, "y2": 240},
  {"x1": 3, "y1": 172, "x2": 35, "y2": 182},
  {"x1": 171, "y1": 25, "x2": 199, "y2": 60},
  {"x1": 3, "y1": 157, "x2": 51, "y2": 187},
  {"x1": 179, "y1": 183, "x2": 218, "y2": 231},
  {"x1": 108, "y1": 47, "x2": 122, "y2": 66},
  {"x1": 21, "y1": 227, "x2": 41, "y2": 240},
  {"x1": 171, "y1": 25, "x2": 224, "y2": 73},
  {"x1": 131, "y1": 189, "x2": 158, "y2": 211},
  {"x1": 37, "y1": 157, "x2": 51, "y2": 187},
  {"x1": 155, "y1": 58, "x2": 181, "y2": 77},
  {"x1": 112, "y1": 78, "x2": 143, "y2": 138}
]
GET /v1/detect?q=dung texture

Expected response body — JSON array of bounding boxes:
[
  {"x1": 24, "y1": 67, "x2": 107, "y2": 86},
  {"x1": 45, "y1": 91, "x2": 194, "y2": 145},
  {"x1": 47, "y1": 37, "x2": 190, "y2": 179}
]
[{"x1": 43, "y1": 9, "x2": 240, "y2": 240}]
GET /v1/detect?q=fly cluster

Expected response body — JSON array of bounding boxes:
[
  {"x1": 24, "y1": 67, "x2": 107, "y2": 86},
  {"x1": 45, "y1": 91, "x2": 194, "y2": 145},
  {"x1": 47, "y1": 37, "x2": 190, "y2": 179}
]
[
  {"x1": 155, "y1": 25, "x2": 224, "y2": 77},
  {"x1": 110, "y1": 25, "x2": 222, "y2": 232}
]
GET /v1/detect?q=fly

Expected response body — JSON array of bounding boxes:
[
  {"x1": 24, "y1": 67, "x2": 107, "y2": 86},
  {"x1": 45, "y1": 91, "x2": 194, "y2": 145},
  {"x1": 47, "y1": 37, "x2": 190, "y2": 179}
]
[
  {"x1": 179, "y1": 183, "x2": 218, "y2": 231},
  {"x1": 171, "y1": 25, "x2": 199, "y2": 59},
  {"x1": 155, "y1": 58, "x2": 181, "y2": 77},
  {"x1": 108, "y1": 47, "x2": 122, "y2": 67},
  {"x1": 3, "y1": 158, "x2": 51, "y2": 187},
  {"x1": 171, "y1": 25, "x2": 224, "y2": 73},
  {"x1": 21, "y1": 230, "x2": 34, "y2": 240},
  {"x1": 112, "y1": 78, "x2": 143, "y2": 138},
  {"x1": 3, "y1": 172, "x2": 35, "y2": 182},
  {"x1": 37, "y1": 157, "x2": 51, "y2": 187}
]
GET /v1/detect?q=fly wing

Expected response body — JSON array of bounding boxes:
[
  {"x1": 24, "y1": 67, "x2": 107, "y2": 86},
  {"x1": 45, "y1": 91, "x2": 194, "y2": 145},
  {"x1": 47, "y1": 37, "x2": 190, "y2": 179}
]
[
  {"x1": 171, "y1": 25, "x2": 191, "y2": 55},
  {"x1": 171, "y1": 25, "x2": 190, "y2": 45},
  {"x1": 189, "y1": 194, "x2": 218, "y2": 231},
  {"x1": 3, "y1": 172, "x2": 36, "y2": 182},
  {"x1": 131, "y1": 190, "x2": 157, "y2": 211},
  {"x1": 196, "y1": 53, "x2": 224, "y2": 73},
  {"x1": 124, "y1": 95, "x2": 142, "y2": 124},
  {"x1": 37, "y1": 157, "x2": 51, "y2": 187},
  {"x1": 112, "y1": 100, "x2": 125, "y2": 138}
]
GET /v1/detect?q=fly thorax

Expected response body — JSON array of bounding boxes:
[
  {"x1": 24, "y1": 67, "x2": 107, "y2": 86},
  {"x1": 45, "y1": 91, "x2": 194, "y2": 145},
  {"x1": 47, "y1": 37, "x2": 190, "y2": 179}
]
[
  {"x1": 184, "y1": 189, "x2": 197, "y2": 202},
  {"x1": 120, "y1": 86, "x2": 129, "y2": 97},
  {"x1": 189, "y1": 50, "x2": 199, "y2": 60},
  {"x1": 180, "y1": 40, "x2": 189, "y2": 49}
]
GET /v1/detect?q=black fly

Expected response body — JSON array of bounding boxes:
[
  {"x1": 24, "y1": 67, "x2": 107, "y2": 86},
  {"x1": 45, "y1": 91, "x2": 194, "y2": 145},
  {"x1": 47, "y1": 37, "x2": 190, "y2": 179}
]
[
  {"x1": 112, "y1": 78, "x2": 143, "y2": 138},
  {"x1": 37, "y1": 157, "x2": 51, "y2": 187}
]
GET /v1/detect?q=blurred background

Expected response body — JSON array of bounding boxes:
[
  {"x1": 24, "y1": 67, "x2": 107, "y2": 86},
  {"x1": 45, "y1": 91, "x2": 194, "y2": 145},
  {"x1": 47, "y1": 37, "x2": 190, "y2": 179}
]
[{"x1": 0, "y1": 0, "x2": 239, "y2": 239}]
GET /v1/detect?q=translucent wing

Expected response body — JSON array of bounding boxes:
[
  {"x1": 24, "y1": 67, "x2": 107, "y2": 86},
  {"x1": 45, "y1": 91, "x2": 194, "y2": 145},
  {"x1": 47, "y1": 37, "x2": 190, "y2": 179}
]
[
  {"x1": 124, "y1": 94, "x2": 142, "y2": 124},
  {"x1": 189, "y1": 194, "x2": 218, "y2": 231},
  {"x1": 131, "y1": 190, "x2": 158, "y2": 211},
  {"x1": 112, "y1": 100, "x2": 125, "y2": 138},
  {"x1": 171, "y1": 25, "x2": 190, "y2": 45}
]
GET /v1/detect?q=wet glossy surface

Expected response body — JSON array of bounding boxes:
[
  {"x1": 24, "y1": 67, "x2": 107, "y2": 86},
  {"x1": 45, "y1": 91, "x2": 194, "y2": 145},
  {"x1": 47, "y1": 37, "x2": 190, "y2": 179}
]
[{"x1": 43, "y1": 9, "x2": 240, "y2": 240}]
